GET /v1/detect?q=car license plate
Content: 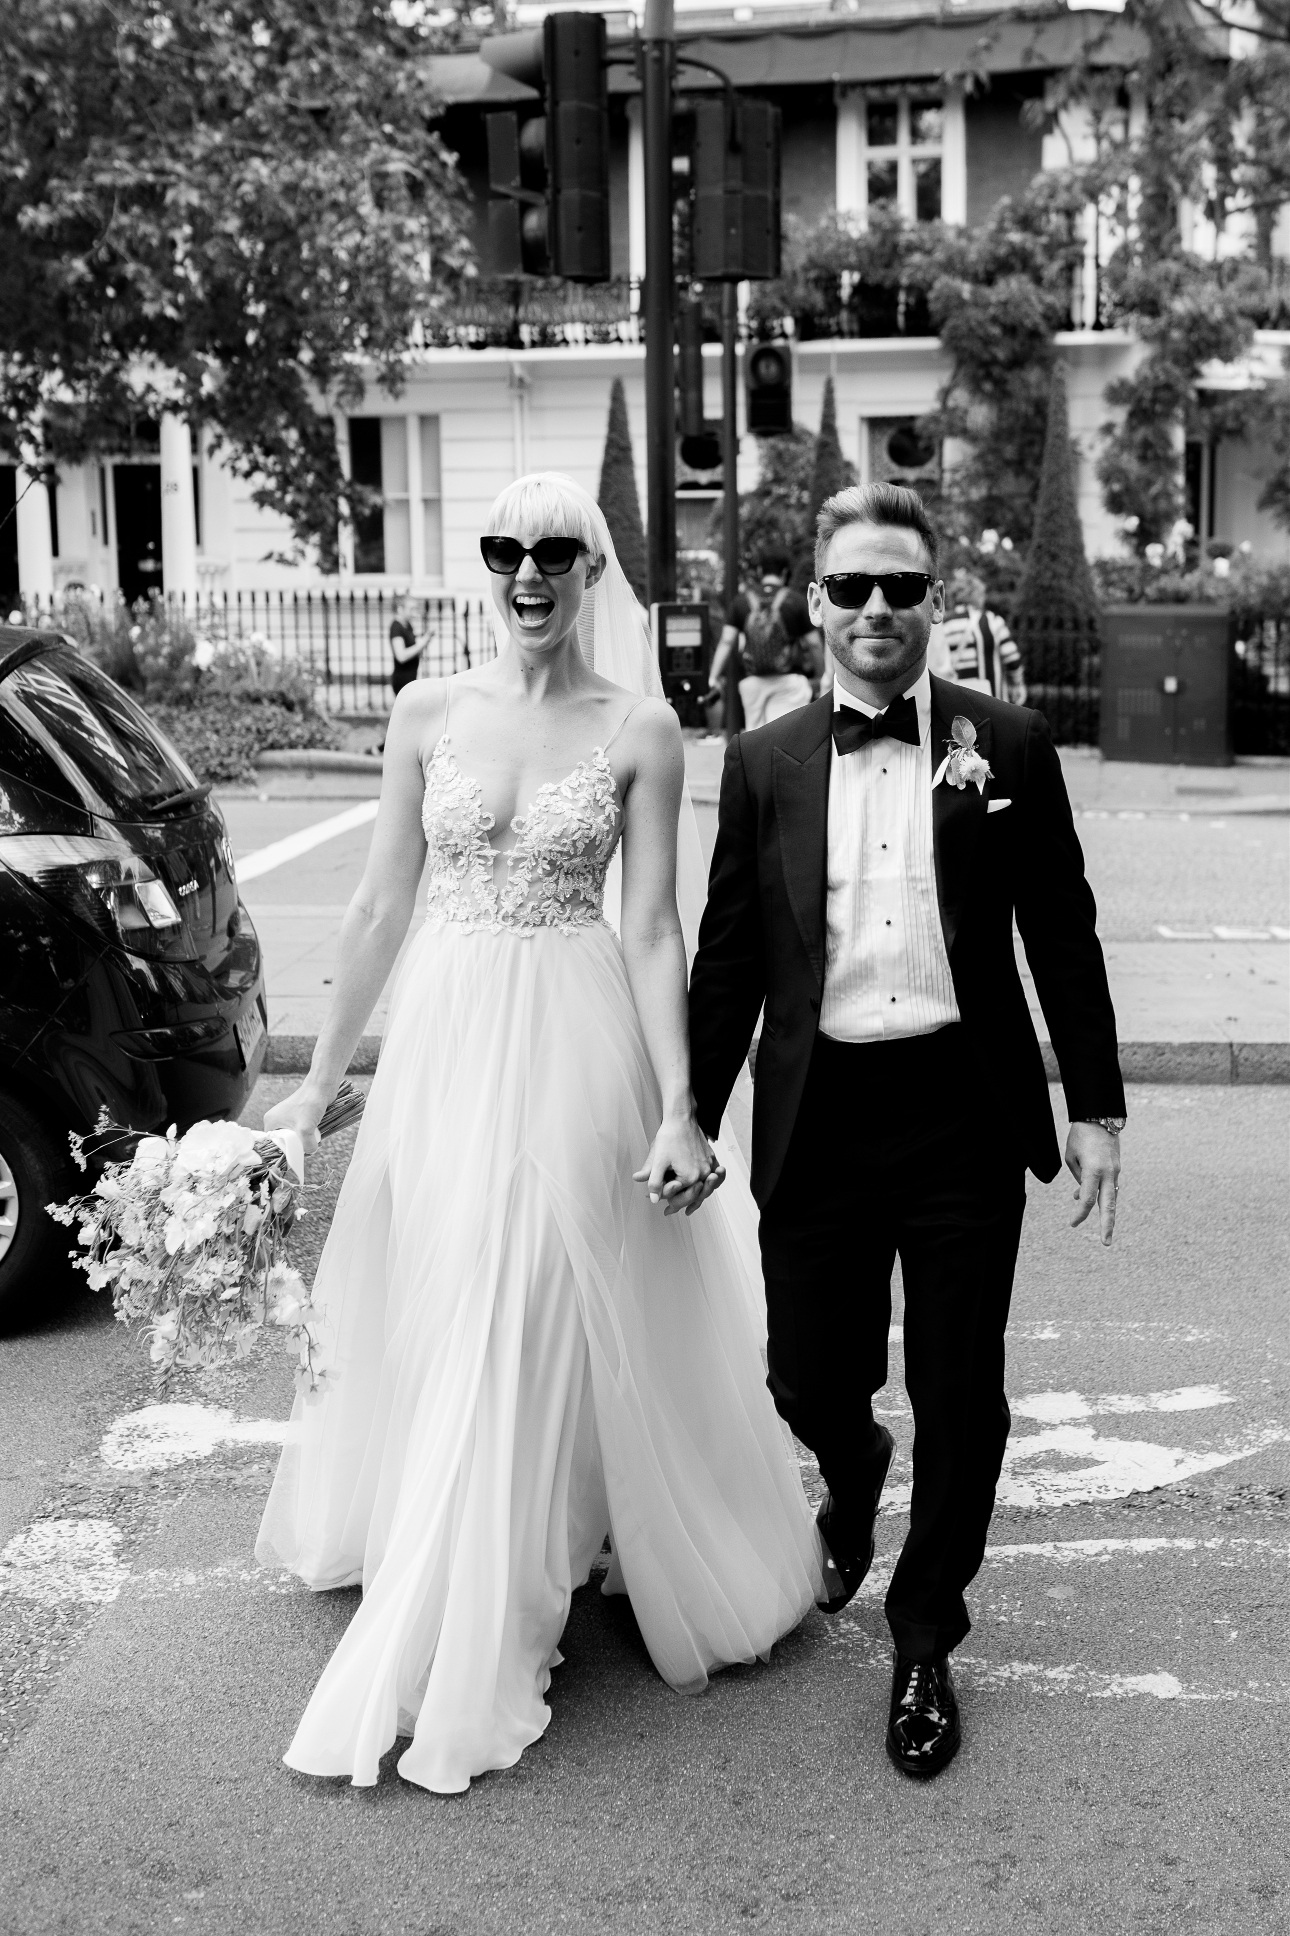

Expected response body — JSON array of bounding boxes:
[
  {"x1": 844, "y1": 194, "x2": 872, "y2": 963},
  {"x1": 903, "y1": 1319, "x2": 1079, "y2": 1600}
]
[{"x1": 235, "y1": 1003, "x2": 265, "y2": 1070}]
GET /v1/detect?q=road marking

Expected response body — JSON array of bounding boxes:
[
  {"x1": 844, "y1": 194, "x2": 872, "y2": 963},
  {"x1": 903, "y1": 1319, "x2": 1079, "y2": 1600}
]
[
  {"x1": 0, "y1": 1519, "x2": 127, "y2": 1606},
  {"x1": 100, "y1": 1403, "x2": 288, "y2": 1474},
  {"x1": 1155, "y1": 924, "x2": 1284, "y2": 941},
  {"x1": 235, "y1": 801, "x2": 379, "y2": 884},
  {"x1": 1010, "y1": 1385, "x2": 1232, "y2": 1424}
]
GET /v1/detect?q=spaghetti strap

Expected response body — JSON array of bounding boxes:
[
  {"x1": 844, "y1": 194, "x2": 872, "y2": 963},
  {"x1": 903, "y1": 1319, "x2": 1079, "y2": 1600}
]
[
  {"x1": 602, "y1": 697, "x2": 646, "y2": 757},
  {"x1": 442, "y1": 679, "x2": 452, "y2": 740}
]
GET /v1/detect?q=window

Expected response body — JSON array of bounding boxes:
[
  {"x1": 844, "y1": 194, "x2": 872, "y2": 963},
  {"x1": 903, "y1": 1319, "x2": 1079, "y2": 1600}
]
[
  {"x1": 862, "y1": 94, "x2": 943, "y2": 225},
  {"x1": 420, "y1": 416, "x2": 443, "y2": 579},
  {"x1": 348, "y1": 415, "x2": 442, "y2": 579}
]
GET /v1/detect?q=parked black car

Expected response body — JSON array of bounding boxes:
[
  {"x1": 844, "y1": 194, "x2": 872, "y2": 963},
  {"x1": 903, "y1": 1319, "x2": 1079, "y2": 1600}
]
[{"x1": 0, "y1": 626, "x2": 266, "y2": 1326}]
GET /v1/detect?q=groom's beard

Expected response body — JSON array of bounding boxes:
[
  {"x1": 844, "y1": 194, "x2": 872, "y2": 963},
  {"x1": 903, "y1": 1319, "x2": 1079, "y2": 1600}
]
[{"x1": 827, "y1": 620, "x2": 929, "y2": 690}]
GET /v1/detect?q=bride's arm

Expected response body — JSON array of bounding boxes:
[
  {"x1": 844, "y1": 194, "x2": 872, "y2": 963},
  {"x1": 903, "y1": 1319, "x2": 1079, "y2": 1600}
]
[
  {"x1": 262, "y1": 684, "x2": 433, "y2": 1150},
  {"x1": 617, "y1": 702, "x2": 723, "y2": 1215}
]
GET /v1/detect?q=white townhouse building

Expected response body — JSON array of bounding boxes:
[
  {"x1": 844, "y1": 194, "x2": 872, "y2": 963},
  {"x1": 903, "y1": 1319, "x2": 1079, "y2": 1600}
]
[{"x1": 4, "y1": 0, "x2": 1289, "y2": 612}]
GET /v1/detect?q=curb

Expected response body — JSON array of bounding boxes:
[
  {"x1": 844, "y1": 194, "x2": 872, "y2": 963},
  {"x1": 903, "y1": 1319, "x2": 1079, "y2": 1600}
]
[
  {"x1": 257, "y1": 749, "x2": 382, "y2": 775},
  {"x1": 261, "y1": 1035, "x2": 1289, "y2": 1083}
]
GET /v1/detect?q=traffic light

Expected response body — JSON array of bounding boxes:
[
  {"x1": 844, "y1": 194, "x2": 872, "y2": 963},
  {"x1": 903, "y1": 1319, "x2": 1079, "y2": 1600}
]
[
  {"x1": 691, "y1": 97, "x2": 782, "y2": 283},
  {"x1": 746, "y1": 340, "x2": 792, "y2": 435},
  {"x1": 481, "y1": 14, "x2": 611, "y2": 282}
]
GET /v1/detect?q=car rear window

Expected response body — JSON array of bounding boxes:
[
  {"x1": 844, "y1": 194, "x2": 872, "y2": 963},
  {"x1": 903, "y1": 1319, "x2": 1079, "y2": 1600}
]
[{"x1": 0, "y1": 646, "x2": 197, "y2": 820}]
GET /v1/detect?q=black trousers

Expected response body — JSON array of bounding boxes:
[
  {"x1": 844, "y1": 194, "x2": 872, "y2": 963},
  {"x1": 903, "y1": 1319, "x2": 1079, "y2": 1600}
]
[{"x1": 759, "y1": 1026, "x2": 1026, "y2": 1661}]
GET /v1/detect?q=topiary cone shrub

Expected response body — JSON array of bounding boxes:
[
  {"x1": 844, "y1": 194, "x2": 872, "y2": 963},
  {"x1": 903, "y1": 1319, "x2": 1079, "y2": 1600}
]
[
  {"x1": 597, "y1": 378, "x2": 648, "y2": 605},
  {"x1": 1011, "y1": 362, "x2": 1102, "y2": 743},
  {"x1": 792, "y1": 376, "x2": 855, "y2": 589}
]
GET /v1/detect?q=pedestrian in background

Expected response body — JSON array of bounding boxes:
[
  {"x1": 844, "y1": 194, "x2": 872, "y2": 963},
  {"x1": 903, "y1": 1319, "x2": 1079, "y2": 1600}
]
[
  {"x1": 377, "y1": 595, "x2": 425, "y2": 752},
  {"x1": 389, "y1": 593, "x2": 424, "y2": 695},
  {"x1": 706, "y1": 550, "x2": 820, "y2": 733},
  {"x1": 939, "y1": 568, "x2": 1027, "y2": 703}
]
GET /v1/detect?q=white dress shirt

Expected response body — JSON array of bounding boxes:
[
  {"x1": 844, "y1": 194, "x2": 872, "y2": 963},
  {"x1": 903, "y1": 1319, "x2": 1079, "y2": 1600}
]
[{"x1": 819, "y1": 667, "x2": 961, "y2": 1043}]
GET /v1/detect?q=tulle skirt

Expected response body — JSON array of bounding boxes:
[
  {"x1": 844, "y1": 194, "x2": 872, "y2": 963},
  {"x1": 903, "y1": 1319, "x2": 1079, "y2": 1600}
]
[{"x1": 255, "y1": 916, "x2": 823, "y2": 1793}]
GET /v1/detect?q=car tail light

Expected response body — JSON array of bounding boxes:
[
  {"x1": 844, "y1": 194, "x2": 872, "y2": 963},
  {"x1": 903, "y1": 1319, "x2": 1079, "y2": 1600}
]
[{"x1": 0, "y1": 833, "x2": 192, "y2": 958}]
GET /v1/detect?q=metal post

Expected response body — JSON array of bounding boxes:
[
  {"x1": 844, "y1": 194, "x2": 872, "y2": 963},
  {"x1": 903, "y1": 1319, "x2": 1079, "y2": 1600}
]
[
  {"x1": 721, "y1": 280, "x2": 739, "y2": 607},
  {"x1": 642, "y1": 0, "x2": 676, "y2": 608}
]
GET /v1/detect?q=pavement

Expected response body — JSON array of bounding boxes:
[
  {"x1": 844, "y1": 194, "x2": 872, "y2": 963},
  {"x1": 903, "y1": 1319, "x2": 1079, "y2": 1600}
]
[
  {"x1": 218, "y1": 740, "x2": 1290, "y2": 1081},
  {"x1": 1, "y1": 1082, "x2": 1286, "y2": 1933}
]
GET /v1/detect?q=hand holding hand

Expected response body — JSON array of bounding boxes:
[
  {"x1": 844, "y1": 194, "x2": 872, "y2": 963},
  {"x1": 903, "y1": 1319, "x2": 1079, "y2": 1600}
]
[
  {"x1": 263, "y1": 1084, "x2": 330, "y2": 1160},
  {"x1": 1065, "y1": 1121, "x2": 1120, "y2": 1245},
  {"x1": 633, "y1": 1114, "x2": 726, "y2": 1217}
]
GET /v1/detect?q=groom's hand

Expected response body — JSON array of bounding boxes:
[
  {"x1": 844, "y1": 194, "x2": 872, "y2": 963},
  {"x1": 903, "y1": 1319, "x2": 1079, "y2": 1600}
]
[{"x1": 1065, "y1": 1122, "x2": 1120, "y2": 1245}]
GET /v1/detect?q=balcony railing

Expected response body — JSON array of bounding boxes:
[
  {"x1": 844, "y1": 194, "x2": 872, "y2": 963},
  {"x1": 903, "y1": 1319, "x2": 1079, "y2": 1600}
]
[{"x1": 424, "y1": 278, "x2": 641, "y2": 350}]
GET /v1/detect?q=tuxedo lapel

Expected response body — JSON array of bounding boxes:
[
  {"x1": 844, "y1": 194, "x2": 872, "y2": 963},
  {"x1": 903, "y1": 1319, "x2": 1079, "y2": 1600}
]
[
  {"x1": 771, "y1": 697, "x2": 832, "y2": 986},
  {"x1": 929, "y1": 676, "x2": 992, "y2": 958}
]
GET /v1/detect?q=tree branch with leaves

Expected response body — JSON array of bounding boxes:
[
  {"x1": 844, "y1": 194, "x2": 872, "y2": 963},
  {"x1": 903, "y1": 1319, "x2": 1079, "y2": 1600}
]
[{"x1": 0, "y1": 0, "x2": 473, "y2": 566}]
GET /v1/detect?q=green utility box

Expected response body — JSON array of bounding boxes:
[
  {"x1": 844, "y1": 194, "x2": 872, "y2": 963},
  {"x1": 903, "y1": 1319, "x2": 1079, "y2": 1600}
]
[{"x1": 1099, "y1": 604, "x2": 1233, "y2": 765}]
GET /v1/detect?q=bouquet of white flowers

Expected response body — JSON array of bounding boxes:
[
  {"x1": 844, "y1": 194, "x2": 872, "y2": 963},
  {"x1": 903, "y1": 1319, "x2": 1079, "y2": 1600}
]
[{"x1": 48, "y1": 1084, "x2": 364, "y2": 1397}]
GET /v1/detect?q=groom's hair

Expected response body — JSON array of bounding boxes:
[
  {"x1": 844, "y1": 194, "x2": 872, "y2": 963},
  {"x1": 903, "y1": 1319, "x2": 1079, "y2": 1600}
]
[{"x1": 814, "y1": 483, "x2": 940, "y2": 579}]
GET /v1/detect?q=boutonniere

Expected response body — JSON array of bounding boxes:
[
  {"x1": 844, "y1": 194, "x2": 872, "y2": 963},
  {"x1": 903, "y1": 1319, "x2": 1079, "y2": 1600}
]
[{"x1": 934, "y1": 716, "x2": 994, "y2": 794}]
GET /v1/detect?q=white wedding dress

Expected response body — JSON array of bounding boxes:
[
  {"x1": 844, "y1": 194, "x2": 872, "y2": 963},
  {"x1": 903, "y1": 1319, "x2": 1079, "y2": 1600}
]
[{"x1": 256, "y1": 699, "x2": 824, "y2": 1794}]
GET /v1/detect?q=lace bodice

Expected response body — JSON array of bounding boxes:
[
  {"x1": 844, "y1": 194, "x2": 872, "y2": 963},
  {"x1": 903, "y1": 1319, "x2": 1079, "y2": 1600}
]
[{"x1": 420, "y1": 736, "x2": 624, "y2": 934}]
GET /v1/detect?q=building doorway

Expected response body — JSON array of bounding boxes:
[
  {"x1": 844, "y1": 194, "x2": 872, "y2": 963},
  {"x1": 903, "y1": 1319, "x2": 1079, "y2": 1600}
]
[{"x1": 113, "y1": 465, "x2": 163, "y2": 605}]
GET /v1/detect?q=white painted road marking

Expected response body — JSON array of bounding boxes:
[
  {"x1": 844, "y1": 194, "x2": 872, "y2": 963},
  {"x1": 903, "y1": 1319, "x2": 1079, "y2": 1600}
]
[
  {"x1": 235, "y1": 800, "x2": 379, "y2": 884},
  {"x1": 0, "y1": 1520, "x2": 127, "y2": 1606},
  {"x1": 1155, "y1": 924, "x2": 1287, "y2": 941},
  {"x1": 1011, "y1": 1385, "x2": 1233, "y2": 1424},
  {"x1": 99, "y1": 1403, "x2": 289, "y2": 1473}
]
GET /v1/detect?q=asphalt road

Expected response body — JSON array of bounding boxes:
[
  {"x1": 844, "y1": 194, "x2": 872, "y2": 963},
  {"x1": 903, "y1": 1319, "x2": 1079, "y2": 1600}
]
[{"x1": 1, "y1": 1085, "x2": 1286, "y2": 1935}]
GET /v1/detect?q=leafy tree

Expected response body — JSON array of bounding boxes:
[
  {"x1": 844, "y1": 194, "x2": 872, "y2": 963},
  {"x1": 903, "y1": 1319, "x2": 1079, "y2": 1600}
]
[
  {"x1": 596, "y1": 378, "x2": 647, "y2": 604},
  {"x1": 0, "y1": 0, "x2": 472, "y2": 566},
  {"x1": 708, "y1": 425, "x2": 816, "y2": 581},
  {"x1": 1047, "y1": 1, "x2": 1290, "y2": 545},
  {"x1": 749, "y1": 188, "x2": 1086, "y2": 562}
]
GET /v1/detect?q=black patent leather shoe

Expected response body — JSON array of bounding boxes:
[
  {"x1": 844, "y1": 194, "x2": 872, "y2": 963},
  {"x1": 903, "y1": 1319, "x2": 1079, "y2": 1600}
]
[
  {"x1": 886, "y1": 1651, "x2": 961, "y2": 1779},
  {"x1": 815, "y1": 1426, "x2": 896, "y2": 1614}
]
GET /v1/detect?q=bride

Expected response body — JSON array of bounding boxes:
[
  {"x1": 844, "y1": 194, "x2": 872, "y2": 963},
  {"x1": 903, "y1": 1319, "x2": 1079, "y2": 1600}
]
[{"x1": 256, "y1": 472, "x2": 823, "y2": 1793}]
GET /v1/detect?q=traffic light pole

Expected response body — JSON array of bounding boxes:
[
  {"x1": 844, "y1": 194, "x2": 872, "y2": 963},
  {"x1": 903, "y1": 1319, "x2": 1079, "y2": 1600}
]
[
  {"x1": 721, "y1": 281, "x2": 739, "y2": 609},
  {"x1": 641, "y1": 0, "x2": 676, "y2": 608}
]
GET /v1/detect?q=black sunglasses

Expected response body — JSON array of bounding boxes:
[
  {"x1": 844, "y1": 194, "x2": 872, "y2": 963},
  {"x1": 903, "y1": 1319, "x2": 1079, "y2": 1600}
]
[
  {"x1": 480, "y1": 535, "x2": 584, "y2": 577},
  {"x1": 820, "y1": 572, "x2": 935, "y2": 611}
]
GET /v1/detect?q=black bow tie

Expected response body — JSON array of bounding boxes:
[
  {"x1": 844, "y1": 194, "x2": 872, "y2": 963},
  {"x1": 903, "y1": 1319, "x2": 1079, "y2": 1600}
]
[{"x1": 831, "y1": 693, "x2": 921, "y2": 757}]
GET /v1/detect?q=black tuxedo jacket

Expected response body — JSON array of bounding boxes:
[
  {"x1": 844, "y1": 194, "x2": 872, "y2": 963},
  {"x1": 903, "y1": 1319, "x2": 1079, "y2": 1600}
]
[{"x1": 688, "y1": 678, "x2": 1126, "y2": 1206}]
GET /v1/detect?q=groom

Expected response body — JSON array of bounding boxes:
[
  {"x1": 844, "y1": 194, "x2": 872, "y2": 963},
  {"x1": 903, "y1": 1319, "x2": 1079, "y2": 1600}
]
[{"x1": 688, "y1": 483, "x2": 1125, "y2": 1779}]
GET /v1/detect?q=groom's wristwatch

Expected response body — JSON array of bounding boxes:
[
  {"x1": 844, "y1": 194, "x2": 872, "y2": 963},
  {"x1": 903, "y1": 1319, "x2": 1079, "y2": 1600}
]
[{"x1": 1080, "y1": 1116, "x2": 1126, "y2": 1136}]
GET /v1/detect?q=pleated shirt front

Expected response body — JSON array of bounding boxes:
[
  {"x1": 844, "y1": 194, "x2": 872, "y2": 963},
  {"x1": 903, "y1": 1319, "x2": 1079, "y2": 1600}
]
[{"x1": 819, "y1": 667, "x2": 961, "y2": 1043}]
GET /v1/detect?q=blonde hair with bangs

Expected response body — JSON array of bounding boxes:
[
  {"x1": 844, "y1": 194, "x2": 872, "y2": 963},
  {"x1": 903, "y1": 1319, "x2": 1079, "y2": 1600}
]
[{"x1": 486, "y1": 473, "x2": 604, "y2": 560}]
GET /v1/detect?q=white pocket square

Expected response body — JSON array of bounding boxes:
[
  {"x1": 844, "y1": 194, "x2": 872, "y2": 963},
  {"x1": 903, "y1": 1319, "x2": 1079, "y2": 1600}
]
[{"x1": 987, "y1": 798, "x2": 1012, "y2": 813}]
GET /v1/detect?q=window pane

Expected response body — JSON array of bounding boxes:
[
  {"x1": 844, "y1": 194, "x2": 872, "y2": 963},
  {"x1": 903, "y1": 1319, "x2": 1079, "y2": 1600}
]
[
  {"x1": 866, "y1": 100, "x2": 898, "y2": 149},
  {"x1": 380, "y1": 417, "x2": 408, "y2": 497},
  {"x1": 914, "y1": 157, "x2": 942, "y2": 223},
  {"x1": 867, "y1": 158, "x2": 898, "y2": 209},
  {"x1": 348, "y1": 418, "x2": 382, "y2": 489},
  {"x1": 2, "y1": 649, "x2": 195, "y2": 817},
  {"x1": 419, "y1": 416, "x2": 441, "y2": 498},
  {"x1": 910, "y1": 100, "x2": 943, "y2": 147},
  {"x1": 384, "y1": 500, "x2": 411, "y2": 576},
  {"x1": 423, "y1": 500, "x2": 444, "y2": 579}
]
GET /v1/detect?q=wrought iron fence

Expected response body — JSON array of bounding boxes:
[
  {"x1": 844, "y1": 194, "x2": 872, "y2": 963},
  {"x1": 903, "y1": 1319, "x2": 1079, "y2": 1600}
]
[
  {"x1": 10, "y1": 588, "x2": 497, "y2": 714},
  {"x1": 1232, "y1": 606, "x2": 1290, "y2": 756}
]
